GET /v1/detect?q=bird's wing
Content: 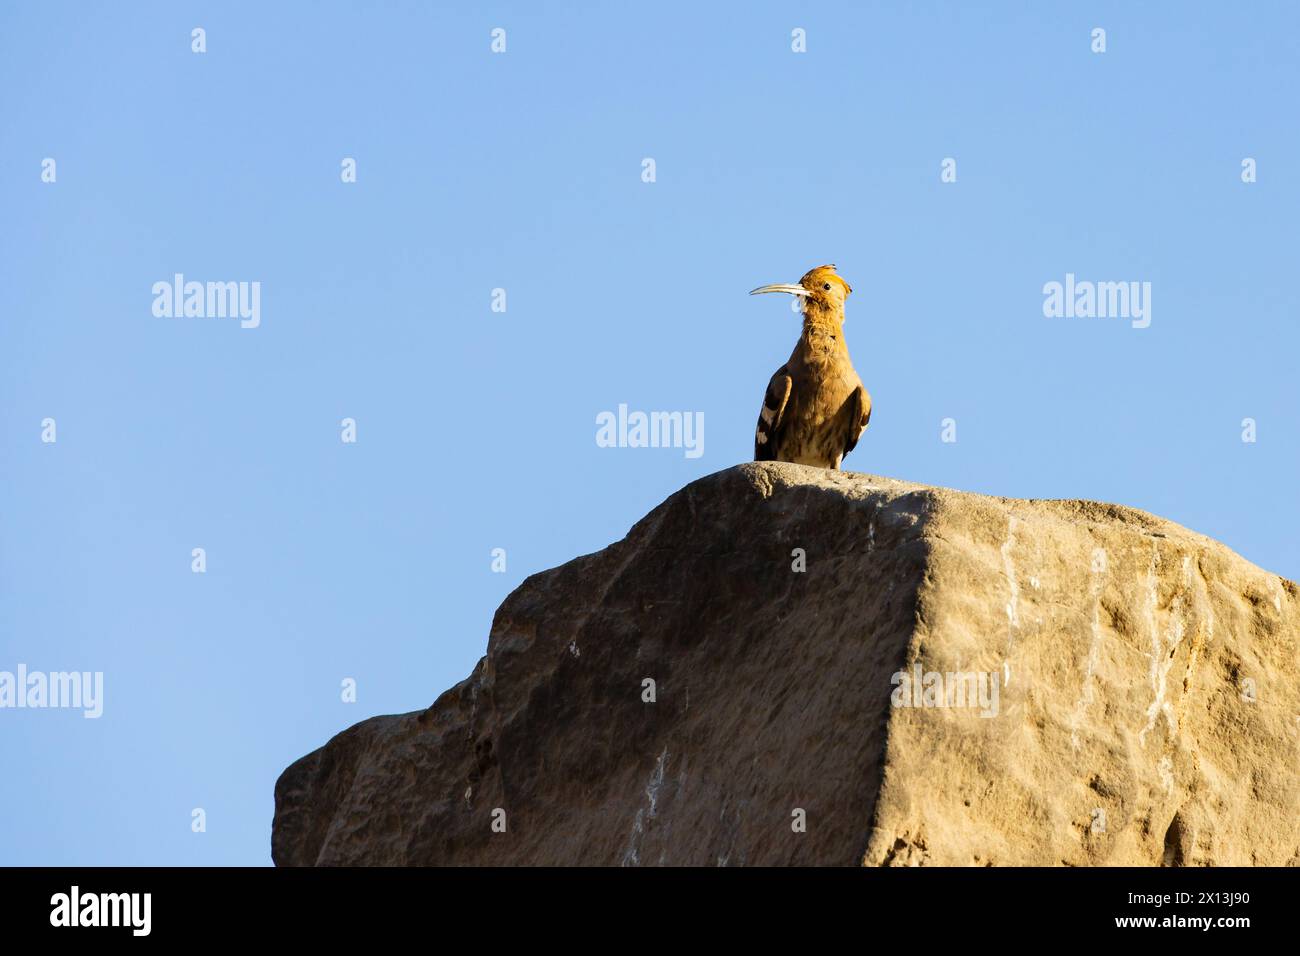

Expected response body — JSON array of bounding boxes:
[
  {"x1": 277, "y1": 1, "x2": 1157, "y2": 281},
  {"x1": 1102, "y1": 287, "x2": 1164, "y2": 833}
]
[
  {"x1": 841, "y1": 384, "x2": 871, "y2": 457},
  {"x1": 754, "y1": 367, "x2": 793, "y2": 461}
]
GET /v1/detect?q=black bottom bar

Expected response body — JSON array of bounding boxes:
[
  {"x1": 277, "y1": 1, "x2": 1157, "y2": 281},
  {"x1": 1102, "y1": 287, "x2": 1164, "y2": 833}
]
[{"x1": 0, "y1": 866, "x2": 1282, "y2": 941}]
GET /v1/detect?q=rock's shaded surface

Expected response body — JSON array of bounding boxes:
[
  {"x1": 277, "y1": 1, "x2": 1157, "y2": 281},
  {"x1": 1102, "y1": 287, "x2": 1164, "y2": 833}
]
[{"x1": 272, "y1": 463, "x2": 1300, "y2": 866}]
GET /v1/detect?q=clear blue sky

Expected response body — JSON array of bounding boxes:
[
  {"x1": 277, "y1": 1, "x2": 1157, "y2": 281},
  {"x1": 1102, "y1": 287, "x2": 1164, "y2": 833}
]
[{"x1": 2, "y1": 2, "x2": 1296, "y2": 865}]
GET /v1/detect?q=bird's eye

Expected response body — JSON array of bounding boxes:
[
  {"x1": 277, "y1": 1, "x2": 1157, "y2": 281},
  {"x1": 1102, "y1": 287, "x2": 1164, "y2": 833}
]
[{"x1": 823, "y1": 282, "x2": 832, "y2": 290}]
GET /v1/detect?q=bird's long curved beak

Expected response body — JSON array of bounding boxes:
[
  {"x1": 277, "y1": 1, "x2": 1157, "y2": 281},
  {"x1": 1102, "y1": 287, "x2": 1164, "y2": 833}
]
[{"x1": 749, "y1": 283, "x2": 809, "y2": 297}]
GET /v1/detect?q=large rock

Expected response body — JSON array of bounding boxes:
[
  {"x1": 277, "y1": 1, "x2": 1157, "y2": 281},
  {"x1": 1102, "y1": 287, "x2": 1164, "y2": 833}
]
[{"x1": 272, "y1": 463, "x2": 1300, "y2": 866}]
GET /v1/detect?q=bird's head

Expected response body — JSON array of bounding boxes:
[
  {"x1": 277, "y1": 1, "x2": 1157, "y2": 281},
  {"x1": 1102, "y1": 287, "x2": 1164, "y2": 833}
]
[{"x1": 750, "y1": 264, "x2": 853, "y2": 316}]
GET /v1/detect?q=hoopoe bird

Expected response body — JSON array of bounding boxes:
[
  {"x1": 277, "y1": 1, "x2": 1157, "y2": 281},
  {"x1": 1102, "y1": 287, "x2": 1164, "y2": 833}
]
[{"x1": 749, "y1": 264, "x2": 871, "y2": 470}]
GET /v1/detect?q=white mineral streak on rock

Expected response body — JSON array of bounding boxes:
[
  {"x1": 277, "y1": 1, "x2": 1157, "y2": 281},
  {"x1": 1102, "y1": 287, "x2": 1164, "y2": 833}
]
[
  {"x1": 621, "y1": 747, "x2": 669, "y2": 867},
  {"x1": 1070, "y1": 547, "x2": 1108, "y2": 750}
]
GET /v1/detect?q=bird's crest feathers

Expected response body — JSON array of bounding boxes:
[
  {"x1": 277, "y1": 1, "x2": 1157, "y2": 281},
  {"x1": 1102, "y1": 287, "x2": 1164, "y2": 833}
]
[{"x1": 800, "y1": 264, "x2": 852, "y2": 296}]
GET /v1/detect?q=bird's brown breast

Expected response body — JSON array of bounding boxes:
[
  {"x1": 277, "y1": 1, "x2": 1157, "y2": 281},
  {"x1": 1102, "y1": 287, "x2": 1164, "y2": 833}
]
[{"x1": 775, "y1": 330, "x2": 863, "y2": 467}]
